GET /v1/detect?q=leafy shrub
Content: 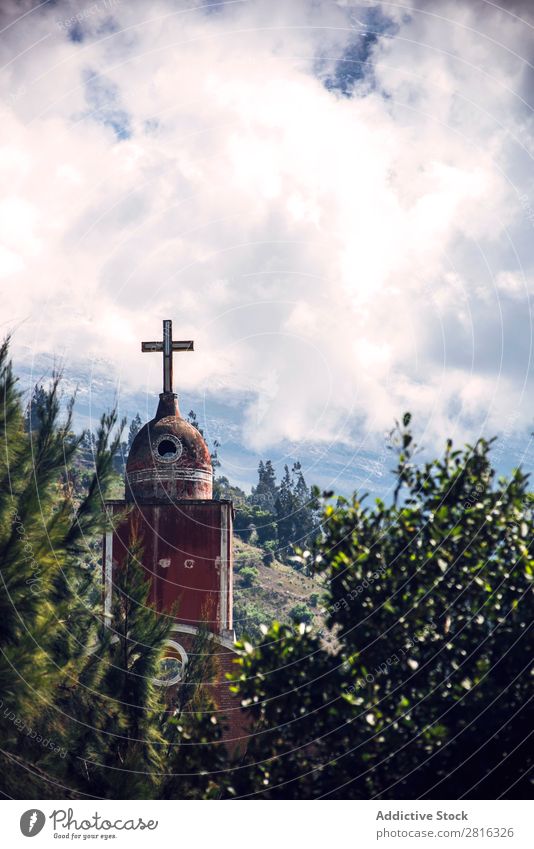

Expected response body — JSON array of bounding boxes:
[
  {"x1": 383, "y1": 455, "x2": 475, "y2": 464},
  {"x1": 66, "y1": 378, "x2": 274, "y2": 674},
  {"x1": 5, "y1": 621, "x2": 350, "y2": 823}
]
[
  {"x1": 289, "y1": 602, "x2": 313, "y2": 624},
  {"x1": 233, "y1": 601, "x2": 269, "y2": 640},
  {"x1": 232, "y1": 416, "x2": 534, "y2": 799},
  {"x1": 239, "y1": 566, "x2": 259, "y2": 588}
]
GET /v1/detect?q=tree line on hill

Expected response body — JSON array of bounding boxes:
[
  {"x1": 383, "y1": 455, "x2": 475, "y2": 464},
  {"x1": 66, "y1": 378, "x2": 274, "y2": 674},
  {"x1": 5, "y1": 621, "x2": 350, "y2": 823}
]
[
  {"x1": 215, "y1": 459, "x2": 320, "y2": 566},
  {"x1": 5, "y1": 343, "x2": 533, "y2": 799}
]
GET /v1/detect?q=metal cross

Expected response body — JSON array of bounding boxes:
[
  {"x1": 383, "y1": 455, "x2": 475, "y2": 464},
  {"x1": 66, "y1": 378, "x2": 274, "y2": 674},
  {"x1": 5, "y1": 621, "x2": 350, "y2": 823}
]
[{"x1": 141, "y1": 320, "x2": 194, "y2": 394}]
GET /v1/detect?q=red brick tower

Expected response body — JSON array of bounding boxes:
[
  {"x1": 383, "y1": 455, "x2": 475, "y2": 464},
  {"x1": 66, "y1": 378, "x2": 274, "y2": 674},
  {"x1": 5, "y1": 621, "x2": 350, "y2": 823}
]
[{"x1": 103, "y1": 320, "x2": 241, "y2": 741}]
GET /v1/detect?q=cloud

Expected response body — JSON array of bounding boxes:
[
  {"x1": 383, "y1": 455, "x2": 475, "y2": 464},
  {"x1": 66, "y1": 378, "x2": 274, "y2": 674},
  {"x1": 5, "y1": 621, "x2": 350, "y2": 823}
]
[{"x1": 1, "y1": 0, "x2": 533, "y2": 454}]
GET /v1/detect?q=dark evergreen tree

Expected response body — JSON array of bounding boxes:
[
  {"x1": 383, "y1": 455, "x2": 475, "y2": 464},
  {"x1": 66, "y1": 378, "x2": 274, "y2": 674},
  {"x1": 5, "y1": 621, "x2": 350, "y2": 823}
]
[
  {"x1": 290, "y1": 461, "x2": 319, "y2": 551},
  {"x1": 252, "y1": 459, "x2": 278, "y2": 511},
  {"x1": 23, "y1": 383, "x2": 48, "y2": 433},
  {"x1": 127, "y1": 412, "x2": 143, "y2": 452},
  {"x1": 75, "y1": 536, "x2": 172, "y2": 799},
  {"x1": 274, "y1": 464, "x2": 294, "y2": 555},
  {"x1": 0, "y1": 339, "x2": 125, "y2": 797},
  {"x1": 271, "y1": 462, "x2": 319, "y2": 563},
  {"x1": 78, "y1": 429, "x2": 97, "y2": 466},
  {"x1": 212, "y1": 476, "x2": 247, "y2": 505},
  {"x1": 187, "y1": 409, "x2": 200, "y2": 432}
]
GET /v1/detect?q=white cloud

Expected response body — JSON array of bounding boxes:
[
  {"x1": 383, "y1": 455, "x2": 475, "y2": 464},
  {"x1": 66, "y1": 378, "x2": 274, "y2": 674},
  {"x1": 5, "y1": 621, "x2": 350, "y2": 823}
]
[{"x1": 1, "y1": 0, "x2": 533, "y2": 454}]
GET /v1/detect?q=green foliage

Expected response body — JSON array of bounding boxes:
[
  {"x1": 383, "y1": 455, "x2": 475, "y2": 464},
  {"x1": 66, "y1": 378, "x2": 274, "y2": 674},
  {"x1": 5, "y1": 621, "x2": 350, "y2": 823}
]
[
  {"x1": 275, "y1": 462, "x2": 319, "y2": 562},
  {"x1": 127, "y1": 412, "x2": 142, "y2": 451},
  {"x1": 262, "y1": 540, "x2": 276, "y2": 566},
  {"x1": 0, "y1": 339, "x2": 126, "y2": 796},
  {"x1": 23, "y1": 383, "x2": 48, "y2": 433},
  {"x1": 233, "y1": 502, "x2": 274, "y2": 544},
  {"x1": 231, "y1": 416, "x2": 533, "y2": 799},
  {"x1": 233, "y1": 459, "x2": 319, "y2": 564},
  {"x1": 251, "y1": 460, "x2": 278, "y2": 510},
  {"x1": 85, "y1": 536, "x2": 171, "y2": 798},
  {"x1": 5, "y1": 335, "x2": 531, "y2": 803},
  {"x1": 240, "y1": 566, "x2": 259, "y2": 588},
  {"x1": 217, "y1": 452, "x2": 320, "y2": 566},
  {"x1": 159, "y1": 623, "x2": 228, "y2": 799},
  {"x1": 289, "y1": 602, "x2": 313, "y2": 624},
  {"x1": 213, "y1": 475, "x2": 247, "y2": 504},
  {"x1": 233, "y1": 600, "x2": 270, "y2": 641}
]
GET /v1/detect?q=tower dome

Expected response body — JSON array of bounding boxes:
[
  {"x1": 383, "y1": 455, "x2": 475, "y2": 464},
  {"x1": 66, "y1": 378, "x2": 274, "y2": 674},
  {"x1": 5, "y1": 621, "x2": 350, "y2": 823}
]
[{"x1": 126, "y1": 392, "x2": 212, "y2": 502}]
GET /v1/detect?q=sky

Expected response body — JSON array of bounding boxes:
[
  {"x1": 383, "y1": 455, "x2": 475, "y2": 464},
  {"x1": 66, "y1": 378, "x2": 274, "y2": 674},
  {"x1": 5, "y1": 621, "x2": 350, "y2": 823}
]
[{"x1": 1, "y1": 0, "x2": 533, "y2": 493}]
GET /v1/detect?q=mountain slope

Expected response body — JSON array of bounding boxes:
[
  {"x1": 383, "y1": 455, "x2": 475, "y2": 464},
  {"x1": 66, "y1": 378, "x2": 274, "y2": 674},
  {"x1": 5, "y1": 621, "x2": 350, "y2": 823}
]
[{"x1": 233, "y1": 537, "x2": 330, "y2": 644}]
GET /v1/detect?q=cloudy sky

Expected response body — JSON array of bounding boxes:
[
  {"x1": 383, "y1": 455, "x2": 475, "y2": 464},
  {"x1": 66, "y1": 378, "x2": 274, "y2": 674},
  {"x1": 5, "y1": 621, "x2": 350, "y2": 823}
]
[{"x1": 1, "y1": 0, "x2": 533, "y2": 491}]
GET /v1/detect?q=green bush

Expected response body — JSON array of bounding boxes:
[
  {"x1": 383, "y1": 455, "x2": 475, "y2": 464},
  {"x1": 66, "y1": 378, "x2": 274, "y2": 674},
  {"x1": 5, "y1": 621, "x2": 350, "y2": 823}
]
[
  {"x1": 261, "y1": 540, "x2": 277, "y2": 566},
  {"x1": 239, "y1": 566, "x2": 259, "y2": 587},
  {"x1": 231, "y1": 415, "x2": 534, "y2": 799},
  {"x1": 289, "y1": 602, "x2": 313, "y2": 624},
  {"x1": 233, "y1": 601, "x2": 269, "y2": 640},
  {"x1": 234, "y1": 552, "x2": 258, "y2": 573}
]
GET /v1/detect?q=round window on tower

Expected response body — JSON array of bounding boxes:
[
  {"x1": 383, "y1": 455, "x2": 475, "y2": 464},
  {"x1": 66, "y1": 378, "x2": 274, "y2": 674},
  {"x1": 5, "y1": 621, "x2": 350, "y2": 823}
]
[
  {"x1": 153, "y1": 433, "x2": 183, "y2": 463},
  {"x1": 153, "y1": 640, "x2": 188, "y2": 687}
]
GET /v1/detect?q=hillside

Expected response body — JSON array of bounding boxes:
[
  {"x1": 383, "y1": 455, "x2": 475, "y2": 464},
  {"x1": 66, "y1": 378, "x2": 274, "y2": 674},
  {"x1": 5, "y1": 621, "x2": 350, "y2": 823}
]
[{"x1": 233, "y1": 537, "x2": 332, "y2": 646}]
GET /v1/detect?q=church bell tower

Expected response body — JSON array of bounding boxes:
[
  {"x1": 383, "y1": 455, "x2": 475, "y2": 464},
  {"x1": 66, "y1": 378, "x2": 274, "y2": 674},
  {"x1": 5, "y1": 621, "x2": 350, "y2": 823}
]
[{"x1": 103, "y1": 320, "x2": 236, "y2": 697}]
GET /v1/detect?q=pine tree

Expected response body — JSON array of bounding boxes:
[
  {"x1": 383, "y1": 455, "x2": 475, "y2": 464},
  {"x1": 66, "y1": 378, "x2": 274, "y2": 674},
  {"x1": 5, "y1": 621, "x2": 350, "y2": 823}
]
[
  {"x1": 23, "y1": 383, "x2": 48, "y2": 433},
  {"x1": 252, "y1": 459, "x2": 278, "y2": 510},
  {"x1": 127, "y1": 413, "x2": 142, "y2": 451},
  {"x1": 290, "y1": 462, "x2": 319, "y2": 553},
  {"x1": 275, "y1": 464, "x2": 294, "y2": 554},
  {"x1": 0, "y1": 340, "x2": 124, "y2": 796},
  {"x1": 77, "y1": 534, "x2": 172, "y2": 799},
  {"x1": 78, "y1": 429, "x2": 97, "y2": 466},
  {"x1": 187, "y1": 409, "x2": 201, "y2": 433},
  {"x1": 270, "y1": 462, "x2": 319, "y2": 561}
]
